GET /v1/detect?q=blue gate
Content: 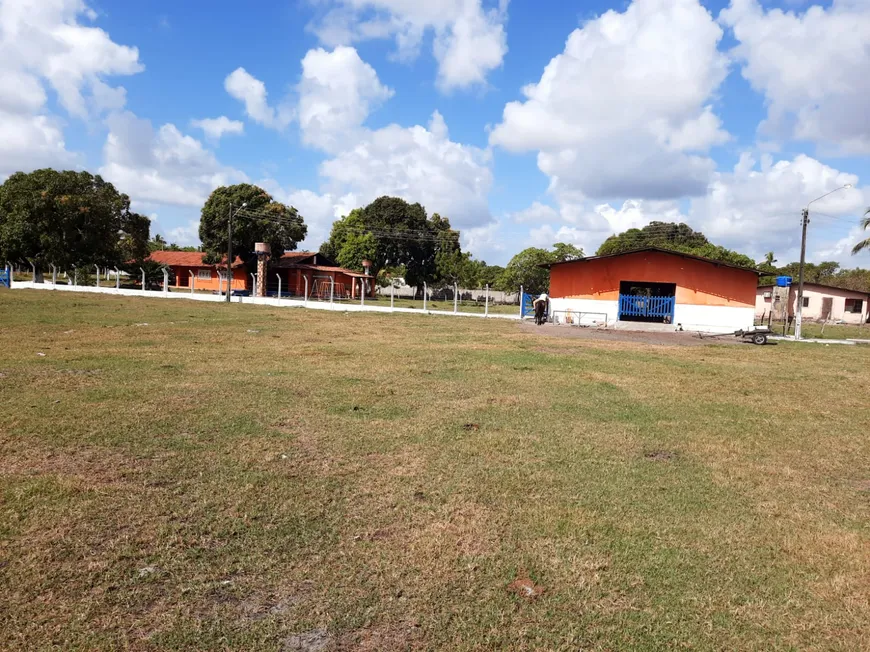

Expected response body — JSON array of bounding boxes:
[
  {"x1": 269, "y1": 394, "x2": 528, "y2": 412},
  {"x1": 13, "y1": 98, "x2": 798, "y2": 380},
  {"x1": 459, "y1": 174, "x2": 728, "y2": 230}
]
[
  {"x1": 618, "y1": 294, "x2": 674, "y2": 321},
  {"x1": 0, "y1": 268, "x2": 9, "y2": 289},
  {"x1": 521, "y1": 292, "x2": 535, "y2": 318}
]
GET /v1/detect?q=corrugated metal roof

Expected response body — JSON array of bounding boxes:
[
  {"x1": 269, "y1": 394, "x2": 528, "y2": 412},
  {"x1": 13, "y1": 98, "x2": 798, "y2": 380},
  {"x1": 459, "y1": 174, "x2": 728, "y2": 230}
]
[{"x1": 544, "y1": 247, "x2": 768, "y2": 276}]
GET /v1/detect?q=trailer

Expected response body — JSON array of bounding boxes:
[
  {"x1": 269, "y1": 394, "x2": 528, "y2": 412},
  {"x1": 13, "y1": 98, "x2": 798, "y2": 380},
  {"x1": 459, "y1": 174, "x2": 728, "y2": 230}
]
[{"x1": 733, "y1": 326, "x2": 772, "y2": 345}]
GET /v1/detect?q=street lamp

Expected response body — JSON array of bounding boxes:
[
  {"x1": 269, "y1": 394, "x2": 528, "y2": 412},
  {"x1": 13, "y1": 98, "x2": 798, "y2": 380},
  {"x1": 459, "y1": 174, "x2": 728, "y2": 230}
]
[
  {"x1": 225, "y1": 202, "x2": 247, "y2": 303},
  {"x1": 795, "y1": 183, "x2": 853, "y2": 339}
]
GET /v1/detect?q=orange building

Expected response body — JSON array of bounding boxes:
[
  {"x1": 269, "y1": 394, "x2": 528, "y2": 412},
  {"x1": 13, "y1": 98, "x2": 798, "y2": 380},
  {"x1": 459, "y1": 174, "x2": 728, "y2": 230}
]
[
  {"x1": 147, "y1": 251, "x2": 248, "y2": 292},
  {"x1": 547, "y1": 247, "x2": 764, "y2": 333}
]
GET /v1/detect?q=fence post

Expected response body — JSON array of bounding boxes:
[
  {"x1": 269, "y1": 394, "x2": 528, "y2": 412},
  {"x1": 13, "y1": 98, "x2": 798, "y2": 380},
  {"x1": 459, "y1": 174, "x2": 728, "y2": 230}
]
[
  {"x1": 114, "y1": 267, "x2": 120, "y2": 291},
  {"x1": 30, "y1": 261, "x2": 36, "y2": 283},
  {"x1": 95, "y1": 265, "x2": 100, "y2": 288},
  {"x1": 453, "y1": 283, "x2": 458, "y2": 313},
  {"x1": 162, "y1": 268, "x2": 169, "y2": 294},
  {"x1": 360, "y1": 279, "x2": 365, "y2": 307},
  {"x1": 276, "y1": 273, "x2": 281, "y2": 301},
  {"x1": 140, "y1": 267, "x2": 146, "y2": 294},
  {"x1": 423, "y1": 283, "x2": 428, "y2": 312},
  {"x1": 485, "y1": 284, "x2": 490, "y2": 317},
  {"x1": 72, "y1": 265, "x2": 77, "y2": 287},
  {"x1": 249, "y1": 273, "x2": 256, "y2": 297},
  {"x1": 330, "y1": 277, "x2": 335, "y2": 307},
  {"x1": 519, "y1": 286, "x2": 524, "y2": 318},
  {"x1": 304, "y1": 276, "x2": 309, "y2": 305},
  {"x1": 391, "y1": 283, "x2": 395, "y2": 311},
  {"x1": 50, "y1": 264, "x2": 57, "y2": 286},
  {"x1": 189, "y1": 271, "x2": 195, "y2": 294}
]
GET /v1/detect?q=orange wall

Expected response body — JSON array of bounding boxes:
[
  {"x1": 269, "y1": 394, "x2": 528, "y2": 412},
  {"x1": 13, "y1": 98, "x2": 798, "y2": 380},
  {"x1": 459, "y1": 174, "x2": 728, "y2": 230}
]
[
  {"x1": 550, "y1": 251, "x2": 757, "y2": 307},
  {"x1": 173, "y1": 266, "x2": 247, "y2": 291}
]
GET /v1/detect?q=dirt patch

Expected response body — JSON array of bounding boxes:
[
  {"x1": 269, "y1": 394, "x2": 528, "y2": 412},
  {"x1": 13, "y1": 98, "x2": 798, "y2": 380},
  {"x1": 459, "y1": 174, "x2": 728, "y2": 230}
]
[
  {"x1": 338, "y1": 622, "x2": 423, "y2": 651},
  {"x1": 520, "y1": 321, "x2": 738, "y2": 347},
  {"x1": 854, "y1": 480, "x2": 870, "y2": 492},
  {"x1": 644, "y1": 450, "x2": 678, "y2": 462},
  {"x1": 0, "y1": 445, "x2": 146, "y2": 488},
  {"x1": 282, "y1": 629, "x2": 331, "y2": 652},
  {"x1": 507, "y1": 571, "x2": 546, "y2": 600}
]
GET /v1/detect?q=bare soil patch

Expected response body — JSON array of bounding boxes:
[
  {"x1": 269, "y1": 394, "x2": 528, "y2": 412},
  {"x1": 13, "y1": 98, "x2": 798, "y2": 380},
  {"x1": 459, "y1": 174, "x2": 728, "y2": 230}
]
[{"x1": 520, "y1": 321, "x2": 739, "y2": 346}]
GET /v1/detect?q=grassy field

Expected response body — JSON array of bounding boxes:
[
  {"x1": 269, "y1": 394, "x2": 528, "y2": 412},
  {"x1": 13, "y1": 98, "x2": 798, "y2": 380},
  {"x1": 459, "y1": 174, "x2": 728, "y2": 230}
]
[
  {"x1": 763, "y1": 320, "x2": 870, "y2": 341},
  {"x1": 1, "y1": 290, "x2": 869, "y2": 651}
]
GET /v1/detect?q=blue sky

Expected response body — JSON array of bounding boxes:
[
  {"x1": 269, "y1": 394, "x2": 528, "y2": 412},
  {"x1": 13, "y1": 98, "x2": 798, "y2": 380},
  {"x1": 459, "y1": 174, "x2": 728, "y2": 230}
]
[{"x1": 1, "y1": 0, "x2": 868, "y2": 266}]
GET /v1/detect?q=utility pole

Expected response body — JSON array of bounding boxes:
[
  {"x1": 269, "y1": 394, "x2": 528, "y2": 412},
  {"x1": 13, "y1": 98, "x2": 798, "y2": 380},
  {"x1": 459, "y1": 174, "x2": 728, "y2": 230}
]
[
  {"x1": 225, "y1": 203, "x2": 233, "y2": 303},
  {"x1": 795, "y1": 208, "x2": 809, "y2": 340},
  {"x1": 795, "y1": 184, "x2": 852, "y2": 340}
]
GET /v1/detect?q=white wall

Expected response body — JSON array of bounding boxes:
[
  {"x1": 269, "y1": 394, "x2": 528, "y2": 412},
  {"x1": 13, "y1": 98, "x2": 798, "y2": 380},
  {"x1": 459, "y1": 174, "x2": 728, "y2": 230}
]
[
  {"x1": 551, "y1": 297, "x2": 753, "y2": 333},
  {"x1": 550, "y1": 298, "x2": 617, "y2": 325},
  {"x1": 673, "y1": 304, "x2": 754, "y2": 333},
  {"x1": 9, "y1": 282, "x2": 521, "y2": 320}
]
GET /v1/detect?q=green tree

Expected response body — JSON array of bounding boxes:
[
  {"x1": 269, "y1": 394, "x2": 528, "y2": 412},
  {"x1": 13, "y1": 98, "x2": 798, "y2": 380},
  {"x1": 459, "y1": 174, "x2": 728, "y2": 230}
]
[
  {"x1": 597, "y1": 222, "x2": 708, "y2": 256},
  {"x1": 148, "y1": 234, "x2": 168, "y2": 252},
  {"x1": 852, "y1": 208, "x2": 870, "y2": 255},
  {"x1": 435, "y1": 249, "x2": 477, "y2": 288},
  {"x1": 199, "y1": 184, "x2": 306, "y2": 266},
  {"x1": 597, "y1": 222, "x2": 756, "y2": 269},
  {"x1": 322, "y1": 197, "x2": 458, "y2": 292},
  {"x1": 499, "y1": 243, "x2": 584, "y2": 295},
  {"x1": 0, "y1": 169, "x2": 150, "y2": 279}
]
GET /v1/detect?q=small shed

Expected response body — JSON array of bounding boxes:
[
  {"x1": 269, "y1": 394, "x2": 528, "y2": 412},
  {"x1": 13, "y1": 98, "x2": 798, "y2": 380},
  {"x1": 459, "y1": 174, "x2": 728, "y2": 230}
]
[
  {"x1": 270, "y1": 252, "x2": 374, "y2": 299},
  {"x1": 547, "y1": 247, "x2": 764, "y2": 333}
]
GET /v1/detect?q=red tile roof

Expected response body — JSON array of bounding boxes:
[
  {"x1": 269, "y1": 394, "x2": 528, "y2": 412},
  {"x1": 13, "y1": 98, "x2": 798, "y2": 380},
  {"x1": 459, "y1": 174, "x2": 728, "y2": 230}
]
[
  {"x1": 147, "y1": 251, "x2": 245, "y2": 268},
  {"x1": 280, "y1": 251, "x2": 317, "y2": 262},
  {"x1": 292, "y1": 264, "x2": 368, "y2": 277}
]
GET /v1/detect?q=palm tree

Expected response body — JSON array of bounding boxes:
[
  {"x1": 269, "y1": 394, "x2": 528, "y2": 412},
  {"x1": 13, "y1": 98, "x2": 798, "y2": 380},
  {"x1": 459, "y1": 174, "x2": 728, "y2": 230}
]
[{"x1": 853, "y1": 208, "x2": 870, "y2": 255}]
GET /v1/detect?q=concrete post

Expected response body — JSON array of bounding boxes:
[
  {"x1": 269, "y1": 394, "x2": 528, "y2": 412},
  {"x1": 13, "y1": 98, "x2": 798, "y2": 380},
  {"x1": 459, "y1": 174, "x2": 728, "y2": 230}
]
[
  {"x1": 162, "y1": 268, "x2": 169, "y2": 294},
  {"x1": 276, "y1": 273, "x2": 282, "y2": 300},
  {"x1": 72, "y1": 265, "x2": 77, "y2": 287},
  {"x1": 360, "y1": 278, "x2": 365, "y2": 307},
  {"x1": 114, "y1": 267, "x2": 120, "y2": 291},
  {"x1": 189, "y1": 271, "x2": 195, "y2": 294},
  {"x1": 519, "y1": 285, "x2": 524, "y2": 318},
  {"x1": 330, "y1": 276, "x2": 335, "y2": 306},
  {"x1": 304, "y1": 276, "x2": 309, "y2": 305},
  {"x1": 30, "y1": 261, "x2": 36, "y2": 282},
  {"x1": 51, "y1": 264, "x2": 57, "y2": 286},
  {"x1": 95, "y1": 265, "x2": 100, "y2": 288},
  {"x1": 423, "y1": 283, "x2": 427, "y2": 312},
  {"x1": 485, "y1": 284, "x2": 490, "y2": 318},
  {"x1": 454, "y1": 283, "x2": 458, "y2": 314},
  {"x1": 140, "y1": 268, "x2": 146, "y2": 294},
  {"x1": 391, "y1": 283, "x2": 394, "y2": 311},
  {"x1": 250, "y1": 273, "x2": 256, "y2": 297}
]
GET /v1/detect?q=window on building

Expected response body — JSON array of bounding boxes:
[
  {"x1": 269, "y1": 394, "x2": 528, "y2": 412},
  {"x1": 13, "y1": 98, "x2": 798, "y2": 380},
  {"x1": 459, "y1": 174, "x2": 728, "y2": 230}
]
[
  {"x1": 197, "y1": 269, "x2": 211, "y2": 280},
  {"x1": 802, "y1": 297, "x2": 810, "y2": 308},
  {"x1": 845, "y1": 299, "x2": 864, "y2": 314}
]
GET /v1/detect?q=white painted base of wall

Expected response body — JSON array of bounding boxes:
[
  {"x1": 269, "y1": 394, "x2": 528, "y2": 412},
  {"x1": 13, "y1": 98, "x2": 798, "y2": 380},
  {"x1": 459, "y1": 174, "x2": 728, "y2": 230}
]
[
  {"x1": 672, "y1": 304, "x2": 754, "y2": 334},
  {"x1": 9, "y1": 282, "x2": 521, "y2": 320},
  {"x1": 550, "y1": 298, "x2": 754, "y2": 334}
]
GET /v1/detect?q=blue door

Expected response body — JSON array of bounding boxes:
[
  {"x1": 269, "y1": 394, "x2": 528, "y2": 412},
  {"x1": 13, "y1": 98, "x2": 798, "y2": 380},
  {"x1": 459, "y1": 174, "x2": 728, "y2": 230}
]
[
  {"x1": 0, "y1": 268, "x2": 9, "y2": 288},
  {"x1": 618, "y1": 294, "x2": 675, "y2": 321}
]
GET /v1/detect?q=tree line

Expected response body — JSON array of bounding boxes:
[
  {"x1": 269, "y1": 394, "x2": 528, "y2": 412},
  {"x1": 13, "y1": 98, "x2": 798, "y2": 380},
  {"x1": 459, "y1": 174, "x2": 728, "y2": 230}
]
[{"x1": 3, "y1": 169, "x2": 869, "y2": 294}]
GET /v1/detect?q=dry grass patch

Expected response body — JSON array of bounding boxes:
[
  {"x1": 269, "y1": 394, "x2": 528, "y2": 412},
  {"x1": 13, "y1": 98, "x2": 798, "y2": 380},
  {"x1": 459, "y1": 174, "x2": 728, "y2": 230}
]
[{"x1": 2, "y1": 290, "x2": 870, "y2": 650}]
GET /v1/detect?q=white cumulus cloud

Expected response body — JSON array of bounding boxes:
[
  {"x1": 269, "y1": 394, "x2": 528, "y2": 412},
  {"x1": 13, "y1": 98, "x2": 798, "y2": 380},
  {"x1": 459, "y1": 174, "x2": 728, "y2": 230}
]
[
  {"x1": 225, "y1": 67, "x2": 294, "y2": 130},
  {"x1": 308, "y1": 0, "x2": 508, "y2": 91},
  {"x1": 0, "y1": 0, "x2": 142, "y2": 177},
  {"x1": 490, "y1": 0, "x2": 729, "y2": 201},
  {"x1": 99, "y1": 111, "x2": 248, "y2": 209},
  {"x1": 721, "y1": 0, "x2": 870, "y2": 155},
  {"x1": 298, "y1": 46, "x2": 393, "y2": 152},
  {"x1": 190, "y1": 116, "x2": 245, "y2": 141}
]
